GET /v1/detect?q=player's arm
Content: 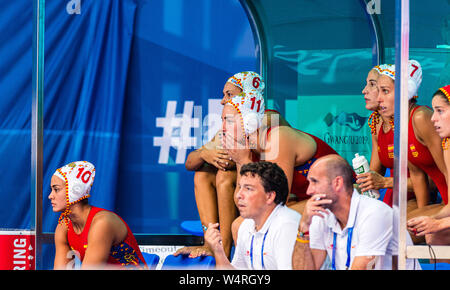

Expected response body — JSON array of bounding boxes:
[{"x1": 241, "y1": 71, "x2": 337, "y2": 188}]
[
  {"x1": 262, "y1": 110, "x2": 291, "y2": 128},
  {"x1": 369, "y1": 130, "x2": 385, "y2": 175},
  {"x1": 430, "y1": 148, "x2": 450, "y2": 219},
  {"x1": 185, "y1": 132, "x2": 219, "y2": 171},
  {"x1": 263, "y1": 127, "x2": 305, "y2": 202},
  {"x1": 412, "y1": 107, "x2": 447, "y2": 178},
  {"x1": 357, "y1": 131, "x2": 392, "y2": 191},
  {"x1": 408, "y1": 161, "x2": 430, "y2": 208},
  {"x1": 360, "y1": 128, "x2": 413, "y2": 191},
  {"x1": 185, "y1": 131, "x2": 233, "y2": 171},
  {"x1": 81, "y1": 212, "x2": 123, "y2": 269},
  {"x1": 53, "y1": 223, "x2": 71, "y2": 270}
]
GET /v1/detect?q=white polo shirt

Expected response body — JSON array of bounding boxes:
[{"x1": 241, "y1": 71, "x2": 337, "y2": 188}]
[
  {"x1": 231, "y1": 204, "x2": 301, "y2": 270},
  {"x1": 310, "y1": 190, "x2": 410, "y2": 270}
]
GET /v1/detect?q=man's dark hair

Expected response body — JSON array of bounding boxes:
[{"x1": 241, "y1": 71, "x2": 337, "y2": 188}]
[{"x1": 240, "y1": 161, "x2": 289, "y2": 205}]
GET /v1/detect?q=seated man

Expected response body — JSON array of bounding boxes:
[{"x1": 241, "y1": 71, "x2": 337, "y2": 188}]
[
  {"x1": 292, "y1": 154, "x2": 419, "y2": 270},
  {"x1": 204, "y1": 161, "x2": 301, "y2": 270},
  {"x1": 48, "y1": 161, "x2": 147, "y2": 269}
]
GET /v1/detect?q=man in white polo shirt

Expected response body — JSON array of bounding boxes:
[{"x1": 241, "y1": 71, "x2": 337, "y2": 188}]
[
  {"x1": 292, "y1": 154, "x2": 419, "y2": 270},
  {"x1": 204, "y1": 161, "x2": 301, "y2": 269}
]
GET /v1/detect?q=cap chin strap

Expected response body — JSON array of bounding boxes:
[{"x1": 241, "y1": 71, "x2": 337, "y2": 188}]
[{"x1": 56, "y1": 168, "x2": 91, "y2": 227}]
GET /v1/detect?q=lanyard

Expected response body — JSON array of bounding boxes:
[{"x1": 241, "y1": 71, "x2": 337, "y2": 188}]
[
  {"x1": 250, "y1": 229, "x2": 269, "y2": 270},
  {"x1": 331, "y1": 227, "x2": 354, "y2": 270}
]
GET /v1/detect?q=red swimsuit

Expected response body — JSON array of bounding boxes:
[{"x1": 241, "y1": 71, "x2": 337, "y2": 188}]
[
  {"x1": 377, "y1": 123, "x2": 416, "y2": 206},
  {"x1": 290, "y1": 132, "x2": 340, "y2": 201},
  {"x1": 407, "y1": 107, "x2": 447, "y2": 205},
  {"x1": 377, "y1": 106, "x2": 448, "y2": 206},
  {"x1": 254, "y1": 127, "x2": 339, "y2": 201},
  {"x1": 67, "y1": 206, "x2": 147, "y2": 268}
]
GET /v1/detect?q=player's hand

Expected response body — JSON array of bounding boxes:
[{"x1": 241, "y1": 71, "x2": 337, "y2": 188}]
[
  {"x1": 200, "y1": 148, "x2": 234, "y2": 170},
  {"x1": 356, "y1": 171, "x2": 386, "y2": 191},
  {"x1": 407, "y1": 216, "x2": 442, "y2": 236},
  {"x1": 221, "y1": 131, "x2": 252, "y2": 166}
]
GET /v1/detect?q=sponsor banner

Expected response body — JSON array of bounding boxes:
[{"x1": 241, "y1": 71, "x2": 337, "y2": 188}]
[
  {"x1": 296, "y1": 95, "x2": 372, "y2": 164},
  {"x1": 0, "y1": 231, "x2": 35, "y2": 270}
]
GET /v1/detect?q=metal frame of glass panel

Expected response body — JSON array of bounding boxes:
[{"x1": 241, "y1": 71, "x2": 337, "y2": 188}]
[
  {"x1": 394, "y1": 0, "x2": 450, "y2": 268},
  {"x1": 393, "y1": 0, "x2": 410, "y2": 270},
  {"x1": 32, "y1": 0, "x2": 45, "y2": 271},
  {"x1": 360, "y1": 0, "x2": 384, "y2": 65},
  {"x1": 239, "y1": 0, "x2": 266, "y2": 86}
]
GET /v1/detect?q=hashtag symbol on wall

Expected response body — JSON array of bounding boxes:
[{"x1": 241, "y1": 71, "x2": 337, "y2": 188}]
[{"x1": 153, "y1": 101, "x2": 200, "y2": 164}]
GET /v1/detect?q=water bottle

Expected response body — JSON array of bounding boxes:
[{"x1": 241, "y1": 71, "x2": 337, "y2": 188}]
[{"x1": 352, "y1": 153, "x2": 380, "y2": 199}]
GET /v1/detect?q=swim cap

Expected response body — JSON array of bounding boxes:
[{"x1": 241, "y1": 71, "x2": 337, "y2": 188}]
[
  {"x1": 407, "y1": 60, "x2": 422, "y2": 100},
  {"x1": 225, "y1": 89, "x2": 265, "y2": 135},
  {"x1": 227, "y1": 71, "x2": 265, "y2": 95},
  {"x1": 53, "y1": 161, "x2": 96, "y2": 225},
  {"x1": 372, "y1": 64, "x2": 391, "y2": 74},
  {"x1": 379, "y1": 60, "x2": 422, "y2": 100},
  {"x1": 437, "y1": 85, "x2": 450, "y2": 150},
  {"x1": 438, "y1": 85, "x2": 450, "y2": 102}
]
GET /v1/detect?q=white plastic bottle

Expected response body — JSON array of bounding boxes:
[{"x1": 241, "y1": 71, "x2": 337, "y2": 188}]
[{"x1": 352, "y1": 153, "x2": 380, "y2": 199}]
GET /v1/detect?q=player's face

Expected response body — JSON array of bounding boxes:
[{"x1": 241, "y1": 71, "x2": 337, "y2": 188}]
[
  {"x1": 362, "y1": 70, "x2": 380, "y2": 111},
  {"x1": 48, "y1": 175, "x2": 67, "y2": 212},
  {"x1": 221, "y1": 105, "x2": 246, "y2": 149},
  {"x1": 431, "y1": 94, "x2": 450, "y2": 139},
  {"x1": 221, "y1": 83, "x2": 242, "y2": 105},
  {"x1": 377, "y1": 75, "x2": 395, "y2": 118}
]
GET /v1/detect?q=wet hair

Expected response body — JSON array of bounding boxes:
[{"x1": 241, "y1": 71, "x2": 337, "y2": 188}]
[{"x1": 240, "y1": 161, "x2": 289, "y2": 205}]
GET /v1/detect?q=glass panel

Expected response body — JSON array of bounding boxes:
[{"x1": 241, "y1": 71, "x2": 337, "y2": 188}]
[
  {"x1": 248, "y1": 0, "x2": 377, "y2": 163},
  {"x1": 36, "y1": 0, "x2": 256, "y2": 269},
  {"x1": 115, "y1": 0, "x2": 257, "y2": 234},
  {"x1": 382, "y1": 0, "x2": 450, "y2": 104},
  {"x1": 40, "y1": 0, "x2": 257, "y2": 240}
]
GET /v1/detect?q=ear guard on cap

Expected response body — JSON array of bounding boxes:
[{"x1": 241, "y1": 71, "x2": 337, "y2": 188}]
[
  {"x1": 242, "y1": 111, "x2": 261, "y2": 135},
  {"x1": 379, "y1": 60, "x2": 422, "y2": 100},
  {"x1": 53, "y1": 161, "x2": 96, "y2": 226},
  {"x1": 408, "y1": 60, "x2": 422, "y2": 100},
  {"x1": 225, "y1": 89, "x2": 265, "y2": 136}
]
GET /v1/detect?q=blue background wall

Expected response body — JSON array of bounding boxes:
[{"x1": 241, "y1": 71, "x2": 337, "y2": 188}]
[
  {"x1": 0, "y1": 0, "x2": 257, "y2": 236},
  {"x1": 114, "y1": 0, "x2": 257, "y2": 233}
]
